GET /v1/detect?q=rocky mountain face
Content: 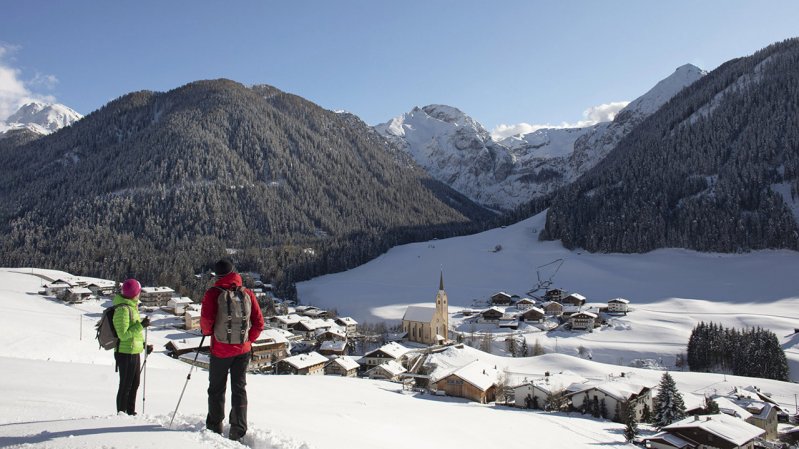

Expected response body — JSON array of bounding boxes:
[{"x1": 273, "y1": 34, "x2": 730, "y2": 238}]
[
  {"x1": 0, "y1": 80, "x2": 490, "y2": 296},
  {"x1": 1, "y1": 101, "x2": 82, "y2": 135},
  {"x1": 377, "y1": 66, "x2": 706, "y2": 211},
  {"x1": 541, "y1": 39, "x2": 799, "y2": 253}
]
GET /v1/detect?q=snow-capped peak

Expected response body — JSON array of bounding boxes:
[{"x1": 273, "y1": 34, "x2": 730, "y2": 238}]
[
  {"x1": 621, "y1": 64, "x2": 707, "y2": 117},
  {"x1": 4, "y1": 101, "x2": 83, "y2": 135}
]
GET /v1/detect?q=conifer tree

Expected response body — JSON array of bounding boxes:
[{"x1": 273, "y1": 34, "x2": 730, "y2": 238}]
[
  {"x1": 653, "y1": 372, "x2": 686, "y2": 428},
  {"x1": 623, "y1": 401, "x2": 639, "y2": 442}
]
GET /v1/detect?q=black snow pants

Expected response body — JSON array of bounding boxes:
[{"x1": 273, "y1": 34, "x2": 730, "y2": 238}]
[
  {"x1": 114, "y1": 352, "x2": 141, "y2": 415},
  {"x1": 207, "y1": 352, "x2": 250, "y2": 439}
]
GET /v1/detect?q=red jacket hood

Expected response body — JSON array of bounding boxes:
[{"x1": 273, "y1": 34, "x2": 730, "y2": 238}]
[{"x1": 214, "y1": 272, "x2": 243, "y2": 289}]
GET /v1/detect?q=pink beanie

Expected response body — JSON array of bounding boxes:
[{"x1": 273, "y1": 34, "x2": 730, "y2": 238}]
[{"x1": 121, "y1": 279, "x2": 142, "y2": 299}]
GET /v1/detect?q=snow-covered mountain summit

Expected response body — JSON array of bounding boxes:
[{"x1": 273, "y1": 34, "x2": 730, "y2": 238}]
[
  {"x1": 377, "y1": 65, "x2": 706, "y2": 211},
  {"x1": 2, "y1": 101, "x2": 83, "y2": 135}
]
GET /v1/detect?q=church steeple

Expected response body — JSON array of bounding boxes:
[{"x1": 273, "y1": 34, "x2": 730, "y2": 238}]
[{"x1": 439, "y1": 270, "x2": 444, "y2": 291}]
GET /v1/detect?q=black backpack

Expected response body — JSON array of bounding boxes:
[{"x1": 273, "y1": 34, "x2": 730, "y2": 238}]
[{"x1": 96, "y1": 304, "x2": 133, "y2": 350}]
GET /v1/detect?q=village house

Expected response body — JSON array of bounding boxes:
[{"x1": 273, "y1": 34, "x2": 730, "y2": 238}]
[
  {"x1": 366, "y1": 360, "x2": 407, "y2": 381},
  {"x1": 542, "y1": 301, "x2": 564, "y2": 317},
  {"x1": 45, "y1": 279, "x2": 74, "y2": 298},
  {"x1": 139, "y1": 286, "x2": 175, "y2": 307},
  {"x1": 315, "y1": 327, "x2": 347, "y2": 342},
  {"x1": 514, "y1": 297, "x2": 537, "y2": 310},
  {"x1": 569, "y1": 311, "x2": 598, "y2": 331},
  {"x1": 360, "y1": 342, "x2": 410, "y2": 368},
  {"x1": 318, "y1": 340, "x2": 348, "y2": 356},
  {"x1": 165, "y1": 335, "x2": 209, "y2": 358},
  {"x1": 562, "y1": 293, "x2": 587, "y2": 307},
  {"x1": 401, "y1": 273, "x2": 449, "y2": 346},
  {"x1": 519, "y1": 307, "x2": 546, "y2": 323},
  {"x1": 334, "y1": 316, "x2": 358, "y2": 335},
  {"x1": 251, "y1": 328, "x2": 292, "y2": 372},
  {"x1": 479, "y1": 307, "x2": 504, "y2": 322},
  {"x1": 513, "y1": 372, "x2": 587, "y2": 410},
  {"x1": 712, "y1": 387, "x2": 782, "y2": 440},
  {"x1": 85, "y1": 282, "x2": 115, "y2": 296},
  {"x1": 544, "y1": 288, "x2": 565, "y2": 302},
  {"x1": 324, "y1": 356, "x2": 359, "y2": 377},
  {"x1": 567, "y1": 380, "x2": 653, "y2": 422},
  {"x1": 292, "y1": 318, "x2": 331, "y2": 339},
  {"x1": 64, "y1": 287, "x2": 93, "y2": 303},
  {"x1": 269, "y1": 314, "x2": 303, "y2": 331},
  {"x1": 167, "y1": 297, "x2": 194, "y2": 315},
  {"x1": 646, "y1": 414, "x2": 764, "y2": 449},
  {"x1": 433, "y1": 360, "x2": 499, "y2": 404},
  {"x1": 490, "y1": 291, "x2": 513, "y2": 306},
  {"x1": 276, "y1": 351, "x2": 328, "y2": 375},
  {"x1": 184, "y1": 310, "x2": 201, "y2": 330},
  {"x1": 607, "y1": 298, "x2": 630, "y2": 314}
]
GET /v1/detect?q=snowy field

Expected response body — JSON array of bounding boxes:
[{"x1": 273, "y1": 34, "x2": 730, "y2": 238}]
[{"x1": 298, "y1": 211, "x2": 799, "y2": 379}]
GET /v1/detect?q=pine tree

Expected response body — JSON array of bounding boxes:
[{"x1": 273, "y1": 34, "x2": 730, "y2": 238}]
[
  {"x1": 704, "y1": 396, "x2": 720, "y2": 415},
  {"x1": 641, "y1": 403, "x2": 652, "y2": 424},
  {"x1": 653, "y1": 372, "x2": 686, "y2": 428},
  {"x1": 623, "y1": 401, "x2": 639, "y2": 442},
  {"x1": 532, "y1": 339, "x2": 546, "y2": 356}
]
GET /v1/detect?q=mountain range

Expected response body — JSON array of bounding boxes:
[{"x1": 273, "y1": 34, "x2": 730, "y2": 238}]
[
  {"x1": 376, "y1": 64, "x2": 706, "y2": 211},
  {"x1": 0, "y1": 100, "x2": 82, "y2": 135}
]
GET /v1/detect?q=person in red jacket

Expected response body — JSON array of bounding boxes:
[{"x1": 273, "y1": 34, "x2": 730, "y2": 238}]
[{"x1": 200, "y1": 258, "x2": 265, "y2": 441}]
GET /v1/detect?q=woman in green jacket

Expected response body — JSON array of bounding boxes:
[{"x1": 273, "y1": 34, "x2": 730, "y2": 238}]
[{"x1": 112, "y1": 278, "x2": 150, "y2": 415}]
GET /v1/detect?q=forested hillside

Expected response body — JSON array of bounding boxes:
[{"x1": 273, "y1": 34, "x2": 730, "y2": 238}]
[
  {"x1": 541, "y1": 39, "x2": 799, "y2": 253},
  {"x1": 0, "y1": 80, "x2": 491, "y2": 297}
]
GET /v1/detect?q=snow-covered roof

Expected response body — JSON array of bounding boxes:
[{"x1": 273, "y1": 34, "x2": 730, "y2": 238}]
[
  {"x1": 335, "y1": 316, "x2": 358, "y2": 325},
  {"x1": 67, "y1": 287, "x2": 92, "y2": 294},
  {"x1": 608, "y1": 298, "x2": 630, "y2": 304},
  {"x1": 168, "y1": 297, "x2": 194, "y2": 305},
  {"x1": 566, "y1": 380, "x2": 648, "y2": 401},
  {"x1": 256, "y1": 328, "x2": 291, "y2": 344},
  {"x1": 403, "y1": 305, "x2": 436, "y2": 322},
  {"x1": 481, "y1": 306, "x2": 504, "y2": 315},
  {"x1": 571, "y1": 311, "x2": 597, "y2": 319},
  {"x1": 315, "y1": 327, "x2": 346, "y2": 339},
  {"x1": 141, "y1": 286, "x2": 175, "y2": 294},
  {"x1": 184, "y1": 310, "x2": 201, "y2": 318},
  {"x1": 516, "y1": 297, "x2": 536, "y2": 304},
  {"x1": 365, "y1": 342, "x2": 409, "y2": 359},
  {"x1": 368, "y1": 360, "x2": 406, "y2": 377},
  {"x1": 565, "y1": 293, "x2": 586, "y2": 301},
  {"x1": 320, "y1": 340, "x2": 347, "y2": 352},
  {"x1": 524, "y1": 307, "x2": 545, "y2": 315},
  {"x1": 167, "y1": 336, "x2": 206, "y2": 351},
  {"x1": 664, "y1": 414, "x2": 764, "y2": 446},
  {"x1": 281, "y1": 351, "x2": 328, "y2": 369},
  {"x1": 272, "y1": 314, "x2": 303, "y2": 325},
  {"x1": 296, "y1": 318, "x2": 332, "y2": 331},
  {"x1": 328, "y1": 356, "x2": 359, "y2": 371},
  {"x1": 446, "y1": 360, "x2": 499, "y2": 392},
  {"x1": 648, "y1": 431, "x2": 693, "y2": 448}
]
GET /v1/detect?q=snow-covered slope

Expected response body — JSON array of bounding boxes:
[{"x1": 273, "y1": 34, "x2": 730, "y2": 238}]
[
  {"x1": 377, "y1": 65, "x2": 706, "y2": 210},
  {"x1": 1, "y1": 101, "x2": 82, "y2": 135},
  {"x1": 298, "y1": 211, "x2": 799, "y2": 380}
]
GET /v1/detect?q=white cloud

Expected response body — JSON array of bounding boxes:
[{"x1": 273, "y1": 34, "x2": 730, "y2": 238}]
[
  {"x1": 491, "y1": 101, "x2": 630, "y2": 140},
  {"x1": 0, "y1": 44, "x2": 58, "y2": 122}
]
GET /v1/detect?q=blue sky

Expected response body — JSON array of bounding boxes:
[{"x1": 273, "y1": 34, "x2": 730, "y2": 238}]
[{"x1": 2, "y1": 0, "x2": 798, "y2": 134}]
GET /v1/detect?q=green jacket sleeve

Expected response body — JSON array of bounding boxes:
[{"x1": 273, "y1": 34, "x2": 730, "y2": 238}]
[{"x1": 113, "y1": 305, "x2": 142, "y2": 341}]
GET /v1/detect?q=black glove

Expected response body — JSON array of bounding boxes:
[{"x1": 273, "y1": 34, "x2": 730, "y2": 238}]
[
  {"x1": 146, "y1": 344, "x2": 154, "y2": 355},
  {"x1": 141, "y1": 317, "x2": 151, "y2": 328}
]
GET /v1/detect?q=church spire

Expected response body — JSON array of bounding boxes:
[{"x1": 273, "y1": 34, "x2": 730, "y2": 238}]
[{"x1": 439, "y1": 270, "x2": 444, "y2": 291}]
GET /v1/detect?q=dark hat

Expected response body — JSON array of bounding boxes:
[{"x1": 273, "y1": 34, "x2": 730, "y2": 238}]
[{"x1": 214, "y1": 258, "x2": 235, "y2": 277}]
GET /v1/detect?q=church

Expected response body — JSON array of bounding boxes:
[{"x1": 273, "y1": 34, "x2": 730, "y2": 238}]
[{"x1": 401, "y1": 273, "x2": 449, "y2": 345}]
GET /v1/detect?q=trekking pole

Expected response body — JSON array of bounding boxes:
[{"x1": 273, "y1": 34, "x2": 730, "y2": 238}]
[
  {"x1": 169, "y1": 335, "x2": 206, "y2": 429},
  {"x1": 142, "y1": 324, "x2": 148, "y2": 415}
]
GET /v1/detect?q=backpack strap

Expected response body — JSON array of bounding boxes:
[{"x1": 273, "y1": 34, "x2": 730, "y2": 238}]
[
  {"x1": 237, "y1": 287, "x2": 247, "y2": 343},
  {"x1": 214, "y1": 286, "x2": 234, "y2": 343}
]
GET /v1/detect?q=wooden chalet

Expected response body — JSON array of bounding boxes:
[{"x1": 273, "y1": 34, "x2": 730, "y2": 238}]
[
  {"x1": 292, "y1": 318, "x2": 330, "y2": 339},
  {"x1": 569, "y1": 312, "x2": 598, "y2": 331},
  {"x1": 562, "y1": 293, "x2": 586, "y2": 307},
  {"x1": 251, "y1": 328, "x2": 291, "y2": 371},
  {"x1": 184, "y1": 310, "x2": 201, "y2": 330},
  {"x1": 366, "y1": 360, "x2": 407, "y2": 381},
  {"x1": 269, "y1": 314, "x2": 303, "y2": 331},
  {"x1": 165, "y1": 336, "x2": 209, "y2": 358},
  {"x1": 479, "y1": 307, "x2": 504, "y2": 322},
  {"x1": 490, "y1": 292, "x2": 513, "y2": 305},
  {"x1": 318, "y1": 340, "x2": 348, "y2": 356},
  {"x1": 607, "y1": 298, "x2": 630, "y2": 314},
  {"x1": 544, "y1": 288, "x2": 565, "y2": 302},
  {"x1": 324, "y1": 356, "x2": 359, "y2": 377},
  {"x1": 315, "y1": 327, "x2": 347, "y2": 342},
  {"x1": 85, "y1": 282, "x2": 115, "y2": 296},
  {"x1": 45, "y1": 279, "x2": 74, "y2": 298},
  {"x1": 542, "y1": 301, "x2": 563, "y2": 317},
  {"x1": 139, "y1": 286, "x2": 175, "y2": 307},
  {"x1": 434, "y1": 361, "x2": 498, "y2": 404},
  {"x1": 334, "y1": 316, "x2": 358, "y2": 335},
  {"x1": 276, "y1": 351, "x2": 327, "y2": 375},
  {"x1": 64, "y1": 287, "x2": 93, "y2": 303},
  {"x1": 647, "y1": 414, "x2": 764, "y2": 449},
  {"x1": 519, "y1": 307, "x2": 545, "y2": 323},
  {"x1": 167, "y1": 297, "x2": 194, "y2": 315},
  {"x1": 360, "y1": 342, "x2": 410, "y2": 368},
  {"x1": 513, "y1": 372, "x2": 587, "y2": 410}
]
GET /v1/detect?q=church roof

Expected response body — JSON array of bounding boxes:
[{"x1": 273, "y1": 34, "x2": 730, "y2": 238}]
[{"x1": 403, "y1": 305, "x2": 437, "y2": 322}]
